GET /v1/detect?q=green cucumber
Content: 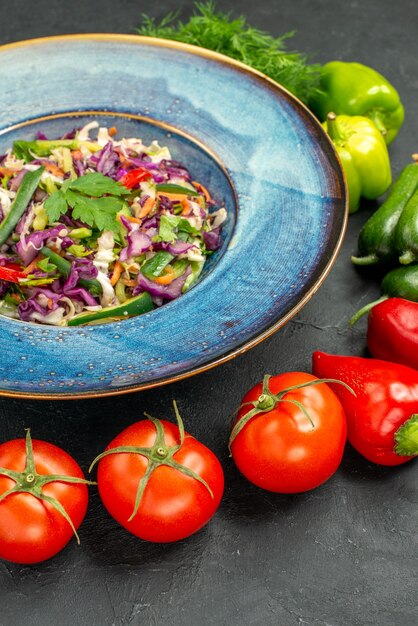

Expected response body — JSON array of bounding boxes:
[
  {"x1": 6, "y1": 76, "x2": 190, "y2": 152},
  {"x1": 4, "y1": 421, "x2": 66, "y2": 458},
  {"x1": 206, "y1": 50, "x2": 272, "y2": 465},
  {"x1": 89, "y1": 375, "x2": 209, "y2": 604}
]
[{"x1": 67, "y1": 292, "x2": 153, "y2": 326}]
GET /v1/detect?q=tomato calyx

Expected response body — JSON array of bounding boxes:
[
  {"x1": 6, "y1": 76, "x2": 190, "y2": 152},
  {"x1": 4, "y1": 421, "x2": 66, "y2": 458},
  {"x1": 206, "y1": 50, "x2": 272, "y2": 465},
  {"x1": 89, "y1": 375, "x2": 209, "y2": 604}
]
[
  {"x1": 0, "y1": 430, "x2": 95, "y2": 544},
  {"x1": 89, "y1": 401, "x2": 214, "y2": 522},
  {"x1": 229, "y1": 374, "x2": 355, "y2": 450}
]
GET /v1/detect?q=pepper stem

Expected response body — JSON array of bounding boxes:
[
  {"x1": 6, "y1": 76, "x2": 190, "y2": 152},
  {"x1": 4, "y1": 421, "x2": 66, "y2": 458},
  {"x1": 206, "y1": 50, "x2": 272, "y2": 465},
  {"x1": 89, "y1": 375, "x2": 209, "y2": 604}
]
[
  {"x1": 394, "y1": 414, "x2": 418, "y2": 456},
  {"x1": 399, "y1": 250, "x2": 416, "y2": 265},
  {"x1": 326, "y1": 112, "x2": 344, "y2": 142},
  {"x1": 351, "y1": 253, "x2": 380, "y2": 266},
  {"x1": 349, "y1": 295, "x2": 389, "y2": 327}
]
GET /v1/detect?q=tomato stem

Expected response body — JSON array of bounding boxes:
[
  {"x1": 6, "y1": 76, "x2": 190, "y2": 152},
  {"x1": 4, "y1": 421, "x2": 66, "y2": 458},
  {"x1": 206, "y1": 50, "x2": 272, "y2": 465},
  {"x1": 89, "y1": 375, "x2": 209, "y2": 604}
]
[
  {"x1": 89, "y1": 401, "x2": 214, "y2": 523},
  {"x1": 0, "y1": 429, "x2": 95, "y2": 545},
  {"x1": 229, "y1": 375, "x2": 356, "y2": 449}
]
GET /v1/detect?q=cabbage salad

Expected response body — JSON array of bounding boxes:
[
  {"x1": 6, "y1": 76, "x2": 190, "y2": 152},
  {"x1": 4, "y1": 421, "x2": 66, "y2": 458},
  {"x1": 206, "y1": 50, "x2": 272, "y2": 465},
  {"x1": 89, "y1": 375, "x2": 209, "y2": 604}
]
[{"x1": 0, "y1": 121, "x2": 226, "y2": 326}]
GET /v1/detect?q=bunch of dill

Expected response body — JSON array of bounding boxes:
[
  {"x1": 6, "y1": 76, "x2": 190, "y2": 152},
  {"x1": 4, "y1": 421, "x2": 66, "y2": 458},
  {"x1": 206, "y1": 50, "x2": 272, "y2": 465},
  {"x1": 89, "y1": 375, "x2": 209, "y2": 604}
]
[{"x1": 136, "y1": 2, "x2": 321, "y2": 105}]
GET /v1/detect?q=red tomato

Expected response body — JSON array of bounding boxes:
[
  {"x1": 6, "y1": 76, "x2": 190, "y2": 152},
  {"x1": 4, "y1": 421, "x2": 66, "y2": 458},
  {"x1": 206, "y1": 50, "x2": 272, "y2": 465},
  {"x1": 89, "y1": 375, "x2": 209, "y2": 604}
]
[
  {"x1": 230, "y1": 372, "x2": 347, "y2": 493},
  {"x1": 95, "y1": 416, "x2": 224, "y2": 542},
  {"x1": 0, "y1": 434, "x2": 89, "y2": 564}
]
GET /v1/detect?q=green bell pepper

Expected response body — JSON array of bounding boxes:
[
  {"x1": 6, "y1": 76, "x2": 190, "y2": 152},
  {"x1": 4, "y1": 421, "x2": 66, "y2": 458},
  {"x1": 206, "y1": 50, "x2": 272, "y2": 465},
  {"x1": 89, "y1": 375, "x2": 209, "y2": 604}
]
[
  {"x1": 323, "y1": 113, "x2": 392, "y2": 213},
  {"x1": 310, "y1": 61, "x2": 404, "y2": 145}
]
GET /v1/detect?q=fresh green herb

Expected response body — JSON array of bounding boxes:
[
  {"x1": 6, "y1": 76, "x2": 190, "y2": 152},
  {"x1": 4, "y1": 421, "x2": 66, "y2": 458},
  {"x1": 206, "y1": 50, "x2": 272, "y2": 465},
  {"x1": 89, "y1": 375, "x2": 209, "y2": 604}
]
[
  {"x1": 158, "y1": 214, "x2": 181, "y2": 242},
  {"x1": 61, "y1": 172, "x2": 130, "y2": 197},
  {"x1": 158, "y1": 214, "x2": 200, "y2": 243},
  {"x1": 45, "y1": 192, "x2": 67, "y2": 223},
  {"x1": 70, "y1": 196, "x2": 127, "y2": 233},
  {"x1": 137, "y1": 1, "x2": 321, "y2": 104},
  {"x1": 45, "y1": 172, "x2": 130, "y2": 232}
]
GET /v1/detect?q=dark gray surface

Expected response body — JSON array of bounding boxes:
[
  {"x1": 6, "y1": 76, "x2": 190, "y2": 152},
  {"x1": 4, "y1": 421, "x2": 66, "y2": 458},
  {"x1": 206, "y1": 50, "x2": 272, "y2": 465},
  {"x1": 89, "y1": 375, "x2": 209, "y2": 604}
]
[{"x1": 0, "y1": 1, "x2": 417, "y2": 625}]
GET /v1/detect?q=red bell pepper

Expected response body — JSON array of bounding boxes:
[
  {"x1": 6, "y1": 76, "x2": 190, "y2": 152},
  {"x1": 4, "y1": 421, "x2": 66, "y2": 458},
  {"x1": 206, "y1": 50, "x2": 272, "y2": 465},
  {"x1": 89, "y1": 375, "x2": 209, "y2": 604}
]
[
  {"x1": 0, "y1": 264, "x2": 27, "y2": 283},
  {"x1": 119, "y1": 167, "x2": 152, "y2": 189},
  {"x1": 366, "y1": 297, "x2": 418, "y2": 370},
  {"x1": 312, "y1": 351, "x2": 418, "y2": 466}
]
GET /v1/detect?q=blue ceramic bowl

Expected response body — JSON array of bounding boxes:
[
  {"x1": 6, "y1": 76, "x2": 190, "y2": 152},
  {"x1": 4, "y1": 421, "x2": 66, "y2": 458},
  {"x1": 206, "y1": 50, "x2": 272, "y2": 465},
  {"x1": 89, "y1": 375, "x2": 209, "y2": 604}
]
[{"x1": 0, "y1": 35, "x2": 347, "y2": 398}]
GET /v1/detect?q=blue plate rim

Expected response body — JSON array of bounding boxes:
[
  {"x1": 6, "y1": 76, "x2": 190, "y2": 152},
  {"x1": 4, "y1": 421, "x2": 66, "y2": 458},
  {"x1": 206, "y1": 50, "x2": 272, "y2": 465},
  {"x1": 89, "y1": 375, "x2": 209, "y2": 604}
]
[{"x1": 0, "y1": 34, "x2": 348, "y2": 400}]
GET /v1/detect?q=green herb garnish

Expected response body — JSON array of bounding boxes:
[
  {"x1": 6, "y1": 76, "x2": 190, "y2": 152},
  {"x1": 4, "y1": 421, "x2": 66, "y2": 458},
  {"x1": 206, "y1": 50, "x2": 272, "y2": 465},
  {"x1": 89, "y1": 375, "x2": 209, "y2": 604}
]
[
  {"x1": 45, "y1": 172, "x2": 130, "y2": 233},
  {"x1": 137, "y1": 1, "x2": 321, "y2": 104},
  {"x1": 158, "y1": 214, "x2": 200, "y2": 243}
]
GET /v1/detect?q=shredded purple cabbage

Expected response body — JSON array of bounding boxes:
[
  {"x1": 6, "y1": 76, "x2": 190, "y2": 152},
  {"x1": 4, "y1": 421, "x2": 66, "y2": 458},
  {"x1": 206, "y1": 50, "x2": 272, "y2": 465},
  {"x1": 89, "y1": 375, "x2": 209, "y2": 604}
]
[
  {"x1": 92, "y1": 141, "x2": 120, "y2": 177},
  {"x1": 133, "y1": 266, "x2": 191, "y2": 301},
  {"x1": 0, "y1": 280, "x2": 9, "y2": 299},
  {"x1": 16, "y1": 225, "x2": 68, "y2": 266},
  {"x1": 18, "y1": 296, "x2": 58, "y2": 321},
  {"x1": 119, "y1": 216, "x2": 152, "y2": 262},
  {"x1": 203, "y1": 228, "x2": 221, "y2": 251},
  {"x1": 9, "y1": 169, "x2": 27, "y2": 192}
]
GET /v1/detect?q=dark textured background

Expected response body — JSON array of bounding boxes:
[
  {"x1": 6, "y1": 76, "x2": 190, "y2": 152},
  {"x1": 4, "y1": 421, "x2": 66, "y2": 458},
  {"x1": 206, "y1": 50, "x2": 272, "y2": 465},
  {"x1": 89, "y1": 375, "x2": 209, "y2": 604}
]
[{"x1": 0, "y1": 1, "x2": 417, "y2": 625}]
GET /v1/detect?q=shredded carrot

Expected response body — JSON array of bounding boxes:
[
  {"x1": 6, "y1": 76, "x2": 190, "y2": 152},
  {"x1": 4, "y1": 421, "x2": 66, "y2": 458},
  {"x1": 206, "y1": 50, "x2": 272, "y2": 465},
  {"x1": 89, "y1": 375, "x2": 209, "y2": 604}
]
[
  {"x1": 47, "y1": 298, "x2": 54, "y2": 310},
  {"x1": 23, "y1": 254, "x2": 44, "y2": 275},
  {"x1": 44, "y1": 162, "x2": 65, "y2": 177},
  {"x1": 116, "y1": 214, "x2": 142, "y2": 225},
  {"x1": 125, "y1": 215, "x2": 142, "y2": 224},
  {"x1": 192, "y1": 181, "x2": 211, "y2": 202},
  {"x1": 138, "y1": 196, "x2": 155, "y2": 219},
  {"x1": 157, "y1": 192, "x2": 194, "y2": 203},
  {"x1": 9, "y1": 293, "x2": 22, "y2": 303},
  {"x1": 71, "y1": 150, "x2": 83, "y2": 160},
  {"x1": 122, "y1": 278, "x2": 137, "y2": 287},
  {"x1": 153, "y1": 265, "x2": 175, "y2": 285},
  {"x1": 109, "y1": 126, "x2": 118, "y2": 136},
  {"x1": 181, "y1": 198, "x2": 190, "y2": 216},
  {"x1": 110, "y1": 261, "x2": 123, "y2": 286},
  {"x1": 0, "y1": 166, "x2": 15, "y2": 177},
  {"x1": 119, "y1": 156, "x2": 131, "y2": 168}
]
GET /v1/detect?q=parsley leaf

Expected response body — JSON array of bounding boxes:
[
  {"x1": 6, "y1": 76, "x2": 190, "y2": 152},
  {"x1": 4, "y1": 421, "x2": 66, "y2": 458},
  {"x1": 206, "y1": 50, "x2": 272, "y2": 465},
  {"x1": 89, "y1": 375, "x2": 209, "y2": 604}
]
[
  {"x1": 44, "y1": 172, "x2": 129, "y2": 232},
  {"x1": 67, "y1": 172, "x2": 129, "y2": 197},
  {"x1": 158, "y1": 214, "x2": 181, "y2": 242},
  {"x1": 158, "y1": 214, "x2": 201, "y2": 242},
  {"x1": 71, "y1": 196, "x2": 126, "y2": 233},
  {"x1": 44, "y1": 192, "x2": 68, "y2": 222}
]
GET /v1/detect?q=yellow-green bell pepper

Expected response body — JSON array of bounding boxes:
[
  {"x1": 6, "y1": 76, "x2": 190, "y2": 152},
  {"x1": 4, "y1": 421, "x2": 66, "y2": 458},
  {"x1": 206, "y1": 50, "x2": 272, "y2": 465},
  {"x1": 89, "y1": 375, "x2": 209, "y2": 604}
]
[
  {"x1": 323, "y1": 113, "x2": 392, "y2": 213},
  {"x1": 310, "y1": 61, "x2": 404, "y2": 145}
]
